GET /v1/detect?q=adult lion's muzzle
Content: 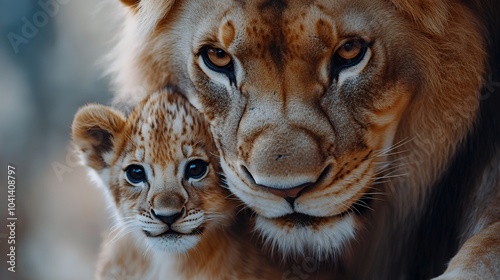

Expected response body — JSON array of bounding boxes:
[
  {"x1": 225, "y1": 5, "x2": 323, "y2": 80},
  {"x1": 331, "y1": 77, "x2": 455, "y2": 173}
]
[{"x1": 238, "y1": 123, "x2": 330, "y2": 200}]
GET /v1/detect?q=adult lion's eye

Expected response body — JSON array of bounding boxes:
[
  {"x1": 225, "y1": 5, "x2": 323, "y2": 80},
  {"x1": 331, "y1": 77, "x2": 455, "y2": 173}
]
[
  {"x1": 201, "y1": 47, "x2": 234, "y2": 73},
  {"x1": 125, "y1": 164, "x2": 147, "y2": 184},
  {"x1": 206, "y1": 48, "x2": 232, "y2": 68},
  {"x1": 184, "y1": 159, "x2": 208, "y2": 180},
  {"x1": 330, "y1": 39, "x2": 369, "y2": 80},
  {"x1": 337, "y1": 41, "x2": 363, "y2": 60}
]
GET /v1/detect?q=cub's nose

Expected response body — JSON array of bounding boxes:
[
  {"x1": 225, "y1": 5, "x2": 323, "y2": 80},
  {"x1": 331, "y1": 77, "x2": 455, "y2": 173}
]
[{"x1": 151, "y1": 208, "x2": 185, "y2": 226}]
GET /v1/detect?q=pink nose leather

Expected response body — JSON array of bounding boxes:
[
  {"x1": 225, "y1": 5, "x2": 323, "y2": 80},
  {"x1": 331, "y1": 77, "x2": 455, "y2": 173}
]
[{"x1": 263, "y1": 183, "x2": 310, "y2": 199}]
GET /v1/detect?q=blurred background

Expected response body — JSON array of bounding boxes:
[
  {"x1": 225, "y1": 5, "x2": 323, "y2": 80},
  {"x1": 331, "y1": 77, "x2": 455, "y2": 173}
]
[{"x1": 0, "y1": 1, "x2": 122, "y2": 279}]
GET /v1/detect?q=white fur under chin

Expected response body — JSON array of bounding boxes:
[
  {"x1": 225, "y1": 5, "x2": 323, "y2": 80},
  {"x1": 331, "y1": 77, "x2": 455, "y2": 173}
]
[
  {"x1": 255, "y1": 214, "x2": 356, "y2": 260},
  {"x1": 145, "y1": 234, "x2": 201, "y2": 254}
]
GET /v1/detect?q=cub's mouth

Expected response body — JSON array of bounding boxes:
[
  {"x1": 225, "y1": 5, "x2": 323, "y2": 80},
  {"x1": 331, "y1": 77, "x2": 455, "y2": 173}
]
[
  {"x1": 142, "y1": 226, "x2": 205, "y2": 253},
  {"x1": 143, "y1": 227, "x2": 203, "y2": 238}
]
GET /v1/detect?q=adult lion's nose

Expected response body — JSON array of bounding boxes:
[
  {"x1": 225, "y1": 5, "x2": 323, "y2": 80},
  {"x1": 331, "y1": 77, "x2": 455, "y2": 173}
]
[{"x1": 241, "y1": 127, "x2": 326, "y2": 197}]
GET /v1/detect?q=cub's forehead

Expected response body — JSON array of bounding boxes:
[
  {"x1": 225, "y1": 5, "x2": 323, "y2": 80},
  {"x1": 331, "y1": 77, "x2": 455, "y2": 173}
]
[
  {"x1": 120, "y1": 93, "x2": 211, "y2": 164},
  {"x1": 130, "y1": 94, "x2": 198, "y2": 136}
]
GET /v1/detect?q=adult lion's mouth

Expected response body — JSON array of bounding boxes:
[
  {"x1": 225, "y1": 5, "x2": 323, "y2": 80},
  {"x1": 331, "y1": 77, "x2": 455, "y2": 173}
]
[
  {"x1": 280, "y1": 213, "x2": 321, "y2": 226},
  {"x1": 274, "y1": 192, "x2": 374, "y2": 226}
]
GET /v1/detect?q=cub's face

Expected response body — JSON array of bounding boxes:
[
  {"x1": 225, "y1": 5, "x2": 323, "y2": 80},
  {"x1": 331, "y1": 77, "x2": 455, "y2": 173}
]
[{"x1": 72, "y1": 92, "x2": 232, "y2": 253}]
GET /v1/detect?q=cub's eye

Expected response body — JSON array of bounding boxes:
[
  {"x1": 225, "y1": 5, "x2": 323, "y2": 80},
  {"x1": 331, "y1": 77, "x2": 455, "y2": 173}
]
[
  {"x1": 332, "y1": 39, "x2": 368, "y2": 71},
  {"x1": 185, "y1": 159, "x2": 208, "y2": 180},
  {"x1": 201, "y1": 47, "x2": 234, "y2": 72},
  {"x1": 125, "y1": 164, "x2": 147, "y2": 184}
]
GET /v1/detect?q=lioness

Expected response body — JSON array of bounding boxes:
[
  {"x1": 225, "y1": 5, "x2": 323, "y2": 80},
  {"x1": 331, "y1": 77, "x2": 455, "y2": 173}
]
[{"x1": 109, "y1": 0, "x2": 500, "y2": 279}]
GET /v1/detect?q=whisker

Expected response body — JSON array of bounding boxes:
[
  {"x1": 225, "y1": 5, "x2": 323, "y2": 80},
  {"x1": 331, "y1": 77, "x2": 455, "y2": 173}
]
[
  {"x1": 370, "y1": 137, "x2": 416, "y2": 159},
  {"x1": 363, "y1": 192, "x2": 387, "y2": 196},
  {"x1": 352, "y1": 200, "x2": 374, "y2": 212},
  {"x1": 372, "y1": 173, "x2": 409, "y2": 180}
]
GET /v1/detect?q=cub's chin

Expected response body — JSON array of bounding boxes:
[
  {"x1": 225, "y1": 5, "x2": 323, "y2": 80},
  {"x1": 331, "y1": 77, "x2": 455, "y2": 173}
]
[{"x1": 143, "y1": 230, "x2": 202, "y2": 254}]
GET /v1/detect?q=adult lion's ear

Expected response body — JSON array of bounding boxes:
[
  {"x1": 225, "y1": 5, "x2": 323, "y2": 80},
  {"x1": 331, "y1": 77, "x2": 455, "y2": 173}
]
[
  {"x1": 120, "y1": 0, "x2": 177, "y2": 34},
  {"x1": 390, "y1": 0, "x2": 450, "y2": 35},
  {"x1": 120, "y1": 0, "x2": 140, "y2": 7},
  {"x1": 72, "y1": 104, "x2": 126, "y2": 171}
]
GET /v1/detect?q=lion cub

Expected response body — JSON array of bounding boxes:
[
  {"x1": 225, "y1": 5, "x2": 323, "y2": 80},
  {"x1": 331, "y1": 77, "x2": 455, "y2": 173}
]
[{"x1": 72, "y1": 90, "x2": 281, "y2": 279}]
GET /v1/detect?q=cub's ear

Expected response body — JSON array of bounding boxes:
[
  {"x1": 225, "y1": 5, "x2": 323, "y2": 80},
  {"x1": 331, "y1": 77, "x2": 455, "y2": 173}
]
[
  {"x1": 72, "y1": 104, "x2": 126, "y2": 171},
  {"x1": 390, "y1": 0, "x2": 450, "y2": 35}
]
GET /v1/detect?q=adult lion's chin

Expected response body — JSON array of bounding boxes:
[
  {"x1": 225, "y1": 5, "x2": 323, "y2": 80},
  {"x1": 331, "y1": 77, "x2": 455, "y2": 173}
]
[
  {"x1": 253, "y1": 192, "x2": 375, "y2": 259},
  {"x1": 255, "y1": 213, "x2": 358, "y2": 260}
]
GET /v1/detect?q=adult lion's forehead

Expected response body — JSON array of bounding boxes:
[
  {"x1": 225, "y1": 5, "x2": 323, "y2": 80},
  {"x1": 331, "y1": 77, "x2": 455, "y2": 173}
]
[
  {"x1": 216, "y1": 0, "x2": 379, "y2": 41},
  {"x1": 189, "y1": 0, "x2": 383, "y2": 85},
  {"x1": 185, "y1": 0, "x2": 380, "y2": 47}
]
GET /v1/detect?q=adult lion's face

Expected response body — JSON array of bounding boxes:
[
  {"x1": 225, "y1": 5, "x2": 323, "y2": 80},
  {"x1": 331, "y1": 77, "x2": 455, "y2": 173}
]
[
  {"x1": 184, "y1": 0, "x2": 416, "y2": 257},
  {"x1": 116, "y1": 0, "x2": 484, "y2": 257}
]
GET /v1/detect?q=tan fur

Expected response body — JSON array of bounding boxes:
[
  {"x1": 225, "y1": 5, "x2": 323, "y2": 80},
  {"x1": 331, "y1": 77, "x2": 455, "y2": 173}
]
[
  {"x1": 434, "y1": 222, "x2": 500, "y2": 280},
  {"x1": 73, "y1": 90, "x2": 282, "y2": 279},
  {"x1": 109, "y1": 0, "x2": 500, "y2": 278}
]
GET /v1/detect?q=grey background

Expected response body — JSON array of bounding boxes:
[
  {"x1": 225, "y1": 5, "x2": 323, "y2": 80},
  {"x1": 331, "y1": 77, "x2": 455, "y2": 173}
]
[{"x1": 1, "y1": 0, "x2": 121, "y2": 279}]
